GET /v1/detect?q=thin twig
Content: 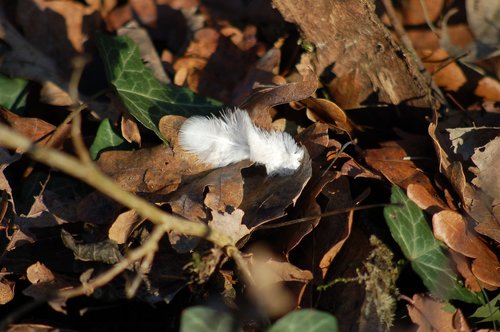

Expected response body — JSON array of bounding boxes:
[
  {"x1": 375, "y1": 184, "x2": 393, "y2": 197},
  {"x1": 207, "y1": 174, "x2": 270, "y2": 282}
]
[
  {"x1": 0, "y1": 123, "x2": 234, "y2": 248},
  {"x1": 258, "y1": 203, "x2": 396, "y2": 230},
  {"x1": 58, "y1": 224, "x2": 167, "y2": 299},
  {"x1": 0, "y1": 122, "x2": 245, "y2": 324},
  {"x1": 0, "y1": 225, "x2": 169, "y2": 329},
  {"x1": 71, "y1": 111, "x2": 92, "y2": 163}
]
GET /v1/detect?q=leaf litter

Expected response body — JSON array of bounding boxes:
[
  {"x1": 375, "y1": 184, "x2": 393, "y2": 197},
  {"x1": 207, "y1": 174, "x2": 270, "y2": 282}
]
[{"x1": 0, "y1": 0, "x2": 500, "y2": 331}]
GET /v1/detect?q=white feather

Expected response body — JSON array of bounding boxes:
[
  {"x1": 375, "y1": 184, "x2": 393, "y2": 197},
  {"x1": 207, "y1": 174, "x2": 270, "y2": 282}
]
[
  {"x1": 179, "y1": 108, "x2": 304, "y2": 176},
  {"x1": 178, "y1": 110, "x2": 251, "y2": 167}
]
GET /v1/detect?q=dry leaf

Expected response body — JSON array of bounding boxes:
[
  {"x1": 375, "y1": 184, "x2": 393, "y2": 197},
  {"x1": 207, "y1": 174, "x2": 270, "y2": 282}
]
[
  {"x1": 97, "y1": 144, "x2": 209, "y2": 195},
  {"x1": 245, "y1": 248, "x2": 313, "y2": 317},
  {"x1": 0, "y1": 277, "x2": 15, "y2": 304},
  {"x1": 475, "y1": 77, "x2": 500, "y2": 102},
  {"x1": 301, "y1": 97, "x2": 354, "y2": 134},
  {"x1": 0, "y1": 108, "x2": 56, "y2": 146},
  {"x1": 26, "y1": 262, "x2": 55, "y2": 284},
  {"x1": 0, "y1": 8, "x2": 71, "y2": 103},
  {"x1": 240, "y1": 69, "x2": 317, "y2": 129},
  {"x1": 317, "y1": 178, "x2": 355, "y2": 277},
  {"x1": 407, "y1": 183, "x2": 448, "y2": 215},
  {"x1": 407, "y1": 294, "x2": 470, "y2": 332},
  {"x1": 422, "y1": 49, "x2": 467, "y2": 92},
  {"x1": 400, "y1": 0, "x2": 444, "y2": 25},
  {"x1": 429, "y1": 122, "x2": 500, "y2": 242},
  {"x1": 364, "y1": 141, "x2": 437, "y2": 195},
  {"x1": 173, "y1": 26, "x2": 262, "y2": 104},
  {"x1": 208, "y1": 209, "x2": 249, "y2": 243},
  {"x1": 108, "y1": 209, "x2": 146, "y2": 244},
  {"x1": 6, "y1": 324, "x2": 78, "y2": 332},
  {"x1": 121, "y1": 108, "x2": 142, "y2": 146},
  {"x1": 433, "y1": 210, "x2": 500, "y2": 289}
]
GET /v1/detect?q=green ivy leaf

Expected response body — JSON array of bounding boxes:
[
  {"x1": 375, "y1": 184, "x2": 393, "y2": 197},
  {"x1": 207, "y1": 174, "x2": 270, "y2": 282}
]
[
  {"x1": 268, "y1": 309, "x2": 338, "y2": 332},
  {"x1": 471, "y1": 293, "x2": 500, "y2": 324},
  {"x1": 180, "y1": 306, "x2": 241, "y2": 332},
  {"x1": 384, "y1": 186, "x2": 481, "y2": 304},
  {"x1": 89, "y1": 118, "x2": 130, "y2": 160},
  {"x1": 96, "y1": 35, "x2": 222, "y2": 144},
  {"x1": 0, "y1": 73, "x2": 28, "y2": 114}
]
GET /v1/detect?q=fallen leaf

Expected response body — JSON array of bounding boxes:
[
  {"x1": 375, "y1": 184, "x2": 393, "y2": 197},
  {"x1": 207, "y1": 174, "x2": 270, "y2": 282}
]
[
  {"x1": 421, "y1": 48, "x2": 467, "y2": 92},
  {"x1": 61, "y1": 229, "x2": 123, "y2": 264},
  {"x1": 97, "y1": 145, "x2": 190, "y2": 194},
  {"x1": 26, "y1": 262, "x2": 55, "y2": 284},
  {"x1": 407, "y1": 183, "x2": 448, "y2": 215},
  {"x1": 239, "y1": 150, "x2": 311, "y2": 230},
  {"x1": 77, "y1": 191, "x2": 122, "y2": 225},
  {"x1": 470, "y1": 136, "x2": 500, "y2": 239},
  {"x1": 208, "y1": 209, "x2": 249, "y2": 243},
  {"x1": 108, "y1": 209, "x2": 146, "y2": 244},
  {"x1": 7, "y1": 323, "x2": 78, "y2": 332},
  {"x1": 245, "y1": 248, "x2": 313, "y2": 317},
  {"x1": 173, "y1": 25, "x2": 262, "y2": 104},
  {"x1": 231, "y1": 45, "x2": 281, "y2": 105},
  {"x1": 240, "y1": 69, "x2": 317, "y2": 129},
  {"x1": 16, "y1": 0, "x2": 100, "y2": 75},
  {"x1": 166, "y1": 161, "x2": 250, "y2": 253},
  {"x1": 429, "y1": 122, "x2": 500, "y2": 242},
  {"x1": 400, "y1": 0, "x2": 444, "y2": 25},
  {"x1": 314, "y1": 227, "x2": 372, "y2": 331},
  {"x1": 465, "y1": 0, "x2": 500, "y2": 60},
  {"x1": 121, "y1": 112, "x2": 142, "y2": 146},
  {"x1": 0, "y1": 148, "x2": 21, "y2": 200},
  {"x1": 406, "y1": 294, "x2": 470, "y2": 332},
  {"x1": 301, "y1": 97, "x2": 354, "y2": 135},
  {"x1": 433, "y1": 210, "x2": 500, "y2": 289},
  {"x1": 0, "y1": 108, "x2": 56, "y2": 147},
  {"x1": 0, "y1": 8, "x2": 71, "y2": 104},
  {"x1": 364, "y1": 140, "x2": 438, "y2": 195},
  {"x1": 317, "y1": 178, "x2": 355, "y2": 277},
  {"x1": 0, "y1": 277, "x2": 15, "y2": 304},
  {"x1": 474, "y1": 77, "x2": 500, "y2": 102},
  {"x1": 263, "y1": 123, "x2": 336, "y2": 254},
  {"x1": 16, "y1": 190, "x2": 78, "y2": 230},
  {"x1": 23, "y1": 278, "x2": 75, "y2": 314}
]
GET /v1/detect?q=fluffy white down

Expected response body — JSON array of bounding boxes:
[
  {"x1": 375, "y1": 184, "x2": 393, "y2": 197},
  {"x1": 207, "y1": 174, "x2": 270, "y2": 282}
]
[{"x1": 178, "y1": 108, "x2": 304, "y2": 176}]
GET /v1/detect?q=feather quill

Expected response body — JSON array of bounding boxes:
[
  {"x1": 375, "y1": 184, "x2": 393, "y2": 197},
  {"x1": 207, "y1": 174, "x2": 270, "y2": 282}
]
[{"x1": 179, "y1": 108, "x2": 304, "y2": 176}]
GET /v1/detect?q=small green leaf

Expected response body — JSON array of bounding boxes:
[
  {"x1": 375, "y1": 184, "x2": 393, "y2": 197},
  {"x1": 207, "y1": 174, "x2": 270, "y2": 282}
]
[
  {"x1": 268, "y1": 309, "x2": 338, "y2": 332},
  {"x1": 96, "y1": 35, "x2": 222, "y2": 144},
  {"x1": 89, "y1": 118, "x2": 130, "y2": 160},
  {"x1": 471, "y1": 293, "x2": 500, "y2": 324},
  {"x1": 180, "y1": 306, "x2": 241, "y2": 332},
  {"x1": 0, "y1": 73, "x2": 28, "y2": 114},
  {"x1": 384, "y1": 186, "x2": 481, "y2": 303}
]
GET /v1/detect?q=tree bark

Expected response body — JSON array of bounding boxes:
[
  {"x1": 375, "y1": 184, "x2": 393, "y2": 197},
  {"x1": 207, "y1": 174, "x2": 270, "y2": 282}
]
[{"x1": 272, "y1": 0, "x2": 441, "y2": 110}]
